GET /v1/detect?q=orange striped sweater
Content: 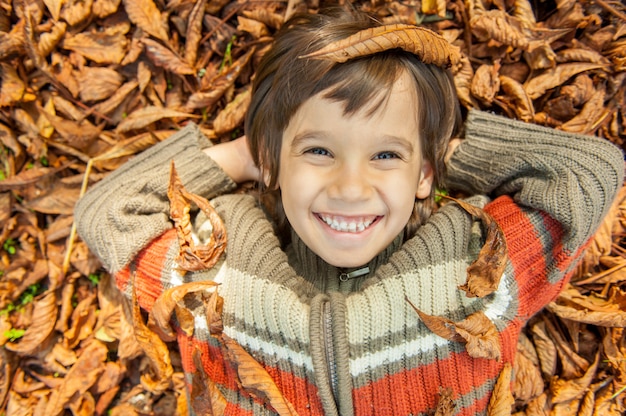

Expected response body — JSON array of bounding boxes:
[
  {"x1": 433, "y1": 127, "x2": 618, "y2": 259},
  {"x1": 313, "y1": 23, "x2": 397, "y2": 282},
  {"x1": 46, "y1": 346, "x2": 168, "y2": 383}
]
[{"x1": 75, "y1": 110, "x2": 624, "y2": 415}]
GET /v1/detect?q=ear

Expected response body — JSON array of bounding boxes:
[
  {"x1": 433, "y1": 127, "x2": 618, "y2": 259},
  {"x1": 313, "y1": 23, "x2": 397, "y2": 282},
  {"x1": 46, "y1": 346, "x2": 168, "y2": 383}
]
[{"x1": 416, "y1": 161, "x2": 434, "y2": 199}]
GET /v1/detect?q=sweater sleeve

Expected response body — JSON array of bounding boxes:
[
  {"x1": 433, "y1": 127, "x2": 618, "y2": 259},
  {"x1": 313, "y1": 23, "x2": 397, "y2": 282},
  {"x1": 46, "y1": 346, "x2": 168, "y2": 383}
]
[
  {"x1": 446, "y1": 110, "x2": 624, "y2": 253},
  {"x1": 74, "y1": 123, "x2": 237, "y2": 274}
]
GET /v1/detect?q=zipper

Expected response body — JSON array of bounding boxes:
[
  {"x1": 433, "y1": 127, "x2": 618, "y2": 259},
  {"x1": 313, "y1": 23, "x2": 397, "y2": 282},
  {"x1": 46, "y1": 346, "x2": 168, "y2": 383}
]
[
  {"x1": 338, "y1": 266, "x2": 370, "y2": 282},
  {"x1": 322, "y1": 301, "x2": 339, "y2": 402}
]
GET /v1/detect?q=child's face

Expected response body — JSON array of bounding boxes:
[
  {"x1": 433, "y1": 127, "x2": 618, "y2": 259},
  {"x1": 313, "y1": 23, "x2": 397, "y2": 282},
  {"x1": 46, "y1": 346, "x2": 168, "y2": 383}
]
[{"x1": 277, "y1": 71, "x2": 434, "y2": 268}]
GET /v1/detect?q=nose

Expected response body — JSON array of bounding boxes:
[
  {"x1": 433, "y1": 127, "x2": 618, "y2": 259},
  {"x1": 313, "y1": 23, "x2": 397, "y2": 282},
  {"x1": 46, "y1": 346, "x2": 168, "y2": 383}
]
[{"x1": 327, "y1": 162, "x2": 373, "y2": 202}]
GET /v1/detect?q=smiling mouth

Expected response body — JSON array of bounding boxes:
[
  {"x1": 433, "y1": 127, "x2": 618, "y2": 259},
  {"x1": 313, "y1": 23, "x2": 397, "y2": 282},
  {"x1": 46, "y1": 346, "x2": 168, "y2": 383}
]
[{"x1": 317, "y1": 214, "x2": 380, "y2": 233}]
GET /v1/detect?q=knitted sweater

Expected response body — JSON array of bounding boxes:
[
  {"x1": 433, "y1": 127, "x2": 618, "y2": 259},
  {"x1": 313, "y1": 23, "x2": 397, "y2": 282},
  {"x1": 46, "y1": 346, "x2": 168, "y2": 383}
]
[{"x1": 74, "y1": 110, "x2": 624, "y2": 415}]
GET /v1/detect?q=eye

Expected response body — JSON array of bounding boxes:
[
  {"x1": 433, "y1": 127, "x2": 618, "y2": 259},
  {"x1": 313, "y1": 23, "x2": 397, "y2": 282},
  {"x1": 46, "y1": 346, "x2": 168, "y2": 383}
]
[
  {"x1": 305, "y1": 147, "x2": 332, "y2": 157},
  {"x1": 373, "y1": 151, "x2": 400, "y2": 160}
]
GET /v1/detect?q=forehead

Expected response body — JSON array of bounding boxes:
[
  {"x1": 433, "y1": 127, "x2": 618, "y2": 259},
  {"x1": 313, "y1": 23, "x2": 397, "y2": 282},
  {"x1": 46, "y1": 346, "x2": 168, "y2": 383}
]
[
  {"x1": 300, "y1": 70, "x2": 418, "y2": 124},
  {"x1": 283, "y1": 71, "x2": 421, "y2": 145}
]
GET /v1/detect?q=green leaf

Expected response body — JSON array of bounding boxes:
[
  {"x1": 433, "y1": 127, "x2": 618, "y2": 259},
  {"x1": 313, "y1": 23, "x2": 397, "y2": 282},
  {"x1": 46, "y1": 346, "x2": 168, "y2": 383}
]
[{"x1": 4, "y1": 328, "x2": 26, "y2": 342}]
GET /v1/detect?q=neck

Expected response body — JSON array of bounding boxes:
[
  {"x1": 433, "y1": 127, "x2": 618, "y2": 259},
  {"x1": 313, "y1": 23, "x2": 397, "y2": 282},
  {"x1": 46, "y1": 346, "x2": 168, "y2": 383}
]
[{"x1": 286, "y1": 227, "x2": 403, "y2": 295}]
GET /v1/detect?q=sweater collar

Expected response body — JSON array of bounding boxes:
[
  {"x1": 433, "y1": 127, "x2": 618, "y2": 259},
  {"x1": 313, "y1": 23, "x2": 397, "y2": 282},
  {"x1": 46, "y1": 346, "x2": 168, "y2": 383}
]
[{"x1": 286, "y1": 227, "x2": 404, "y2": 294}]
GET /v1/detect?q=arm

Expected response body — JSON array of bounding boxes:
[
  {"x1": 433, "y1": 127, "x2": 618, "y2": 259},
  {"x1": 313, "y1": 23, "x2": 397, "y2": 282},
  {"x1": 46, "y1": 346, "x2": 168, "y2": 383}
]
[
  {"x1": 75, "y1": 123, "x2": 245, "y2": 274},
  {"x1": 446, "y1": 110, "x2": 624, "y2": 251},
  {"x1": 445, "y1": 110, "x2": 624, "y2": 316}
]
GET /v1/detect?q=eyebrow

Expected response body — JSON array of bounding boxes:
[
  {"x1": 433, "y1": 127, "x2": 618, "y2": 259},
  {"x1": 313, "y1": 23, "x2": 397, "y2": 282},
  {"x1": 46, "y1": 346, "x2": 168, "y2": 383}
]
[
  {"x1": 379, "y1": 135, "x2": 415, "y2": 156},
  {"x1": 289, "y1": 131, "x2": 327, "y2": 148}
]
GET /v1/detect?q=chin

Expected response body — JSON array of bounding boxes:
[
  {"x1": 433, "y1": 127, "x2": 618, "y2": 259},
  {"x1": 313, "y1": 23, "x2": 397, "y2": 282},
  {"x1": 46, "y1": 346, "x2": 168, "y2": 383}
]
[{"x1": 322, "y1": 255, "x2": 373, "y2": 269}]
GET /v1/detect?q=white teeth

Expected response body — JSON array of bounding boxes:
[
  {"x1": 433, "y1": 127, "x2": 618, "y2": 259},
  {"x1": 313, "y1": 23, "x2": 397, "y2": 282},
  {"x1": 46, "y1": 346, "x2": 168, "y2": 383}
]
[{"x1": 320, "y1": 215, "x2": 375, "y2": 233}]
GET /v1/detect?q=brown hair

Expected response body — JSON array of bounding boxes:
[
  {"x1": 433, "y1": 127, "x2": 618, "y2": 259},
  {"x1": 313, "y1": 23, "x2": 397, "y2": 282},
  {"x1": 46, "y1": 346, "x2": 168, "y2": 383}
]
[{"x1": 245, "y1": 8, "x2": 461, "y2": 241}]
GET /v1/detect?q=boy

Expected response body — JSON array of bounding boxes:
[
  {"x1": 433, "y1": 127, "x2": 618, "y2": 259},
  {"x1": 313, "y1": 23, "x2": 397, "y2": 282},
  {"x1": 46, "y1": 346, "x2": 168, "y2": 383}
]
[{"x1": 75, "y1": 8, "x2": 623, "y2": 416}]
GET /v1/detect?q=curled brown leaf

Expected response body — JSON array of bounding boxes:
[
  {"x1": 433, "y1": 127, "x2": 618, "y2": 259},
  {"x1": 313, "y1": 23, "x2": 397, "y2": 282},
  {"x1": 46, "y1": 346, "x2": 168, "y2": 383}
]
[
  {"x1": 433, "y1": 386, "x2": 456, "y2": 416},
  {"x1": 300, "y1": 24, "x2": 460, "y2": 68},
  {"x1": 221, "y1": 335, "x2": 300, "y2": 415},
  {"x1": 499, "y1": 75, "x2": 534, "y2": 122},
  {"x1": 148, "y1": 281, "x2": 219, "y2": 342},
  {"x1": 191, "y1": 347, "x2": 227, "y2": 415},
  {"x1": 168, "y1": 161, "x2": 227, "y2": 272},
  {"x1": 406, "y1": 298, "x2": 501, "y2": 360},
  {"x1": 442, "y1": 196, "x2": 508, "y2": 298},
  {"x1": 125, "y1": 275, "x2": 173, "y2": 395}
]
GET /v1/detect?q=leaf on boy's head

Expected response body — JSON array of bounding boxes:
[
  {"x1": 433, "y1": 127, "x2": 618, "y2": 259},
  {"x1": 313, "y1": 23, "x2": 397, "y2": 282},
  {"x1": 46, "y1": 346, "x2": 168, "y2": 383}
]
[{"x1": 299, "y1": 24, "x2": 461, "y2": 68}]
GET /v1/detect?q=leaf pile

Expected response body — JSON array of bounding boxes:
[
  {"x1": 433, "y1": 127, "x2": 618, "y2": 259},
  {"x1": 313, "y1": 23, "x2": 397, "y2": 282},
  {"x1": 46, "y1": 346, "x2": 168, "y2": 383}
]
[{"x1": 0, "y1": 0, "x2": 625, "y2": 414}]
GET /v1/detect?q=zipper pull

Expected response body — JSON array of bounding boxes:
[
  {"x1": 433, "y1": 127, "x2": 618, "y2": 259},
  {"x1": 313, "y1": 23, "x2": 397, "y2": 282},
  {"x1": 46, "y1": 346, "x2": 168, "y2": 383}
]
[{"x1": 339, "y1": 266, "x2": 370, "y2": 282}]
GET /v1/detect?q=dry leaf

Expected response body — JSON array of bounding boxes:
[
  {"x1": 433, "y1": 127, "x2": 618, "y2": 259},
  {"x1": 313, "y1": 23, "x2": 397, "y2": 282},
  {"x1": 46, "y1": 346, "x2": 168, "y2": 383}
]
[
  {"x1": 471, "y1": 63, "x2": 501, "y2": 105},
  {"x1": 122, "y1": 0, "x2": 168, "y2": 42},
  {"x1": 406, "y1": 298, "x2": 501, "y2": 360},
  {"x1": 221, "y1": 335, "x2": 300, "y2": 415},
  {"x1": 167, "y1": 161, "x2": 227, "y2": 272},
  {"x1": 487, "y1": 363, "x2": 515, "y2": 416},
  {"x1": 0, "y1": 63, "x2": 27, "y2": 106},
  {"x1": 0, "y1": 347, "x2": 13, "y2": 408},
  {"x1": 60, "y1": 0, "x2": 93, "y2": 26},
  {"x1": 213, "y1": 87, "x2": 251, "y2": 134},
  {"x1": 75, "y1": 66, "x2": 124, "y2": 102},
  {"x1": 524, "y1": 62, "x2": 605, "y2": 99},
  {"x1": 442, "y1": 196, "x2": 508, "y2": 298},
  {"x1": 4, "y1": 291, "x2": 57, "y2": 355},
  {"x1": 62, "y1": 31, "x2": 128, "y2": 64},
  {"x1": 43, "y1": 340, "x2": 108, "y2": 416},
  {"x1": 560, "y1": 87, "x2": 606, "y2": 134},
  {"x1": 530, "y1": 320, "x2": 558, "y2": 379},
  {"x1": 184, "y1": 0, "x2": 206, "y2": 67},
  {"x1": 126, "y1": 275, "x2": 174, "y2": 395},
  {"x1": 92, "y1": 80, "x2": 139, "y2": 117},
  {"x1": 115, "y1": 106, "x2": 197, "y2": 133},
  {"x1": 499, "y1": 75, "x2": 534, "y2": 122},
  {"x1": 204, "y1": 287, "x2": 224, "y2": 336},
  {"x1": 513, "y1": 336, "x2": 544, "y2": 403},
  {"x1": 301, "y1": 24, "x2": 460, "y2": 68},
  {"x1": 185, "y1": 47, "x2": 255, "y2": 111},
  {"x1": 143, "y1": 37, "x2": 196, "y2": 75},
  {"x1": 237, "y1": 16, "x2": 270, "y2": 39},
  {"x1": 433, "y1": 386, "x2": 456, "y2": 415},
  {"x1": 191, "y1": 347, "x2": 227, "y2": 416},
  {"x1": 550, "y1": 354, "x2": 599, "y2": 404},
  {"x1": 470, "y1": 10, "x2": 529, "y2": 49},
  {"x1": 148, "y1": 281, "x2": 219, "y2": 341}
]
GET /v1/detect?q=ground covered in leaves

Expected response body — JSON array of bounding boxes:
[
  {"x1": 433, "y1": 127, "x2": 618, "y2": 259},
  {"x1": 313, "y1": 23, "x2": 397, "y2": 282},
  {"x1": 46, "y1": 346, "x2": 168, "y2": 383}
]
[{"x1": 0, "y1": 0, "x2": 625, "y2": 415}]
